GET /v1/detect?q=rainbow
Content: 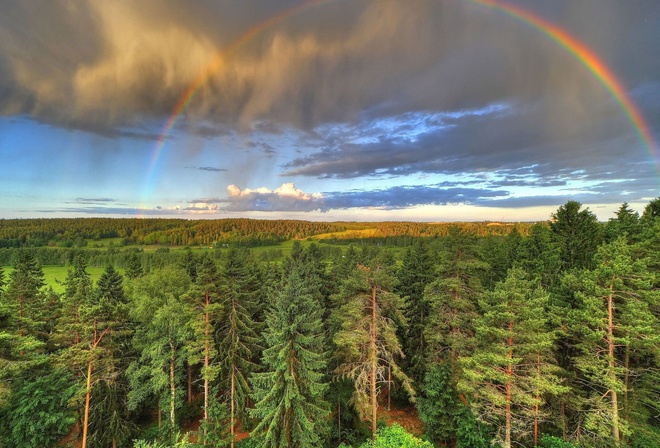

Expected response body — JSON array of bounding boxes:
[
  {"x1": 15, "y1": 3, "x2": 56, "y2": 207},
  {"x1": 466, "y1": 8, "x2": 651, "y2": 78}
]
[{"x1": 146, "y1": 0, "x2": 657, "y2": 196}]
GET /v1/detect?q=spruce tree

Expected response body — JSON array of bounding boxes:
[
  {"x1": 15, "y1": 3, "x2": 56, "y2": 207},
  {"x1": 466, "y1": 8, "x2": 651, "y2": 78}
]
[
  {"x1": 4, "y1": 250, "x2": 44, "y2": 341},
  {"x1": 217, "y1": 248, "x2": 261, "y2": 448},
  {"x1": 396, "y1": 238, "x2": 434, "y2": 382},
  {"x1": 424, "y1": 227, "x2": 485, "y2": 377},
  {"x1": 550, "y1": 201, "x2": 602, "y2": 270},
  {"x1": 125, "y1": 251, "x2": 144, "y2": 280},
  {"x1": 250, "y1": 265, "x2": 329, "y2": 448}
]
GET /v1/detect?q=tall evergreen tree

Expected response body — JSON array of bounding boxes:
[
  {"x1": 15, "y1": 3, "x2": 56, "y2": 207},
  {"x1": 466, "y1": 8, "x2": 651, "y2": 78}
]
[
  {"x1": 250, "y1": 265, "x2": 330, "y2": 448},
  {"x1": 125, "y1": 251, "x2": 144, "y2": 280},
  {"x1": 396, "y1": 239, "x2": 434, "y2": 381},
  {"x1": 640, "y1": 196, "x2": 660, "y2": 222},
  {"x1": 516, "y1": 223, "x2": 562, "y2": 290},
  {"x1": 185, "y1": 253, "x2": 222, "y2": 444},
  {"x1": 566, "y1": 238, "x2": 659, "y2": 447},
  {"x1": 217, "y1": 248, "x2": 261, "y2": 448},
  {"x1": 424, "y1": 228, "x2": 485, "y2": 377},
  {"x1": 55, "y1": 255, "x2": 93, "y2": 349},
  {"x1": 460, "y1": 268, "x2": 566, "y2": 448},
  {"x1": 4, "y1": 250, "x2": 44, "y2": 340},
  {"x1": 605, "y1": 202, "x2": 640, "y2": 242},
  {"x1": 550, "y1": 201, "x2": 602, "y2": 270},
  {"x1": 333, "y1": 262, "x2": 413, "y2": 439}
]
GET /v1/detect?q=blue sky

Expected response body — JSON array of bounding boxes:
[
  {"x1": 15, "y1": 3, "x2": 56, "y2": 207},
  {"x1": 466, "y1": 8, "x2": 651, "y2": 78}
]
[{"x1": 1, "y1": 0, "x2": 659, "y2": 221}]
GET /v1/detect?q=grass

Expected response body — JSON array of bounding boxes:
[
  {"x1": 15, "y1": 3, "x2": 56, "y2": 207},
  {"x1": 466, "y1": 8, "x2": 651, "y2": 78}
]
[{"x1": 3, "y1": 266, "x2": 115, "y2": 294}]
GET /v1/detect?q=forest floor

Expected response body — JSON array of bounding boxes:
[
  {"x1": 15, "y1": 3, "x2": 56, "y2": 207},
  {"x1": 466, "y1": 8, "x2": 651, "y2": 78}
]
[
  {"x1": 59, "y1": 403, "x2": 421, "y2": 447},
  {"x1": 379, "y1": 404, "x2": 423, "y2": 436}
]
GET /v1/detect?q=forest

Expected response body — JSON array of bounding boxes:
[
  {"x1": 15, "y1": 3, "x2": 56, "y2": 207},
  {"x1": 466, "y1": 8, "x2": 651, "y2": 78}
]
[{"x1": 0, "y1": 198, "x2": 659, "y2": 448}]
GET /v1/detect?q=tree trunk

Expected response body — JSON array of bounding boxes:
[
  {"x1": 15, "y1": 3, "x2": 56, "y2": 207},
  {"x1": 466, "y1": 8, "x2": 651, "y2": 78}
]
[
  {"x1": 203, "y1": 291, "x2": 210, "y2": 444},
  {"x1": 81, "y1": 327, "x2": 108, "y2": 448},
  {"x1": 82, "y1": 359, "x2": 93, "y2": 448},
  {"x1": 370, "y1": 283, "x2": 378, "y2": 439},
  {"x1": 607, "y1": 281, "x2": 620, "y2": 446}
]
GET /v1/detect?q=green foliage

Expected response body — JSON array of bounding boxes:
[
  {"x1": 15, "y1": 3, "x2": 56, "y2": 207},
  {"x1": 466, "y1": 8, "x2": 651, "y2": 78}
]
[
  {"x1": 550, "y1": 200, "x2": 602, "y2": 270},
  {"x1": 424, "y1": 227, "x2": 485, "y2": 375},
  {"x1": 357, "y1": 423, "x2": 433, "y2": 447},
  {"x1": 125, "y1": 251, "x2": 144, "y2": 279},
  {"x1": 566, "y1": 237, "x2": 659, "y2": 446},
  {"x1": 455, "y1": 409, "x2": 489, "y2": 448},
  {"x1": 605, "y1": 202, "x2": 640, "y2": 242},
  {"x1": 127, "y1": 266, "x2": 193, "y2": 429},
  {"x1": 198, "y1": 396, "x2": 230, "y2": 447},
  {"x1": 0, "y1": 366, "x2": 76, "y2": 448},
  {"x1": 417, "y1": 363, "x2": 464, "y2": 444},
  {"x1": 539, "y1": 434, "x2": 579, "y2": 448}
]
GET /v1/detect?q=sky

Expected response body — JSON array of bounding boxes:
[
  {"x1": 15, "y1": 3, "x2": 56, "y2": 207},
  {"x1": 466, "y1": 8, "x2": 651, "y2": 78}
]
[{"x1": 1, "y1": 0, "x2": 659, "y2": 222}]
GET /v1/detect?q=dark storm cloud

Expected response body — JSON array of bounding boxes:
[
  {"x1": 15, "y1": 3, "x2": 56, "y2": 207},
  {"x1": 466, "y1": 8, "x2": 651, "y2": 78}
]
[
  {"x1": 1, "y1": 0, "x2": 657, "y2": 136},
  {"x1": 283, "y1": 91, "x2": 653, "y2": 184}
]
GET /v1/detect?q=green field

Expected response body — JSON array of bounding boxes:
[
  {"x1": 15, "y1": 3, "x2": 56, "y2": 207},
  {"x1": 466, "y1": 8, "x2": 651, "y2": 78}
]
[{"x1": 3, "y1": 265, "x2": 115, "y2": 294}]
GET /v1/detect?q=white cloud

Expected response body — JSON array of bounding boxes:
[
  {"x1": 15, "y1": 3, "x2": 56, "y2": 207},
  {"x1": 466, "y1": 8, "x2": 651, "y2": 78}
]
[{"x1": 224, "y1": 183, "x2": 324, "y2": 212}]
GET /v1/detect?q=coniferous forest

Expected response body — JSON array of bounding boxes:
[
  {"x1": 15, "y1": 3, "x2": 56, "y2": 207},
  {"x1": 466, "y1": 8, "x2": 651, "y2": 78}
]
[{"x1": 1, "y1": 199, "x2": 659, "y2": 448}]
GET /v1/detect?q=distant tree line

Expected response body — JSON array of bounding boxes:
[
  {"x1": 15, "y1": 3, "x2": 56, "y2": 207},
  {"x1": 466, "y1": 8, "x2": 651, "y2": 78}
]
[{"x1": 0, "y1": 218, "x2": 531, "y2": 249}]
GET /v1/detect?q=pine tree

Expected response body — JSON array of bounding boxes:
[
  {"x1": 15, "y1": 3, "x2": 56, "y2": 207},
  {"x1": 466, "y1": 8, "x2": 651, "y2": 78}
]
[
  {"x1": 567, "y1": 238, "x2": 659, "y2": 447},
  {"x1": 217, "y1": 248, "x2": 261, "y2": 448},
  {"x1": 180, "y1": 249, "x2": 199, "y2": 283},
  {"x1": 459, "y1": 268, "x2": 566, "y2": 448},
  {"x1": 250, "y1": 265, "x2": 330, "y2": 448},
  {"x1": 333, "y1": 261, "x2": 413, "y2": 439}
]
